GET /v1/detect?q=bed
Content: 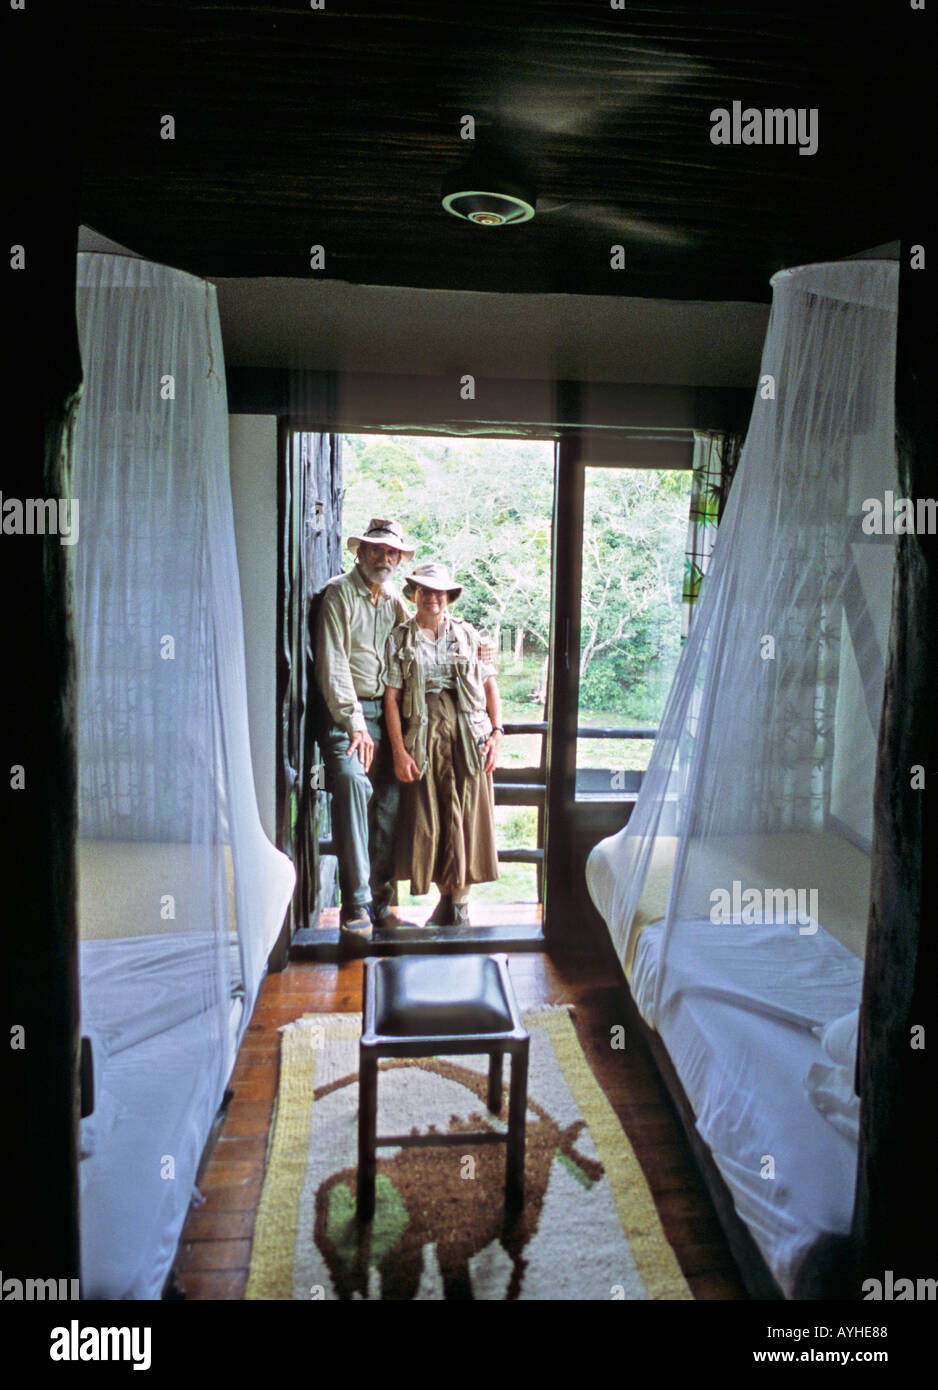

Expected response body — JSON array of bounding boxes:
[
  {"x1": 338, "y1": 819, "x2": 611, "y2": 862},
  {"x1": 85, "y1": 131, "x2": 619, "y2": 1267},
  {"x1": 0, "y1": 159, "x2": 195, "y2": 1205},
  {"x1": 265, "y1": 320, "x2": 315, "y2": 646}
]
[
  {"x1": 73, "y1": 250, "x2": 297, "y2": 1301},
  {"x1": 584, "y1": 260, "x2": 898, "y2": 1300},
  {"x1": 587, "y1": 828, "x2": 868, "y2": 1297},
  {"x1": 77, "y1": 840, "x2": 246, "y2": 1300}
]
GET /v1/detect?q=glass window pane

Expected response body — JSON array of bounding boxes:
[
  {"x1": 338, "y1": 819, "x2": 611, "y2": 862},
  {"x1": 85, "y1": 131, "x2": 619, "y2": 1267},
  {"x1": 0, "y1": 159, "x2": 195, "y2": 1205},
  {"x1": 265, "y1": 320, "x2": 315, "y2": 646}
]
[{"x1": 576, "y1": 466, "x2": 692, "y2": 796}]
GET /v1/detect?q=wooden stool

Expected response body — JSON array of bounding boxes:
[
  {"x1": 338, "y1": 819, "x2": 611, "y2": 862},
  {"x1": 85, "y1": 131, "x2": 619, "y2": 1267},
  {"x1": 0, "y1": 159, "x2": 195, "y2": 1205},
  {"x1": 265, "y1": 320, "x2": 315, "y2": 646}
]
[{"x1": 356, "y1": 953, "x2": 530, "y2": 1222}]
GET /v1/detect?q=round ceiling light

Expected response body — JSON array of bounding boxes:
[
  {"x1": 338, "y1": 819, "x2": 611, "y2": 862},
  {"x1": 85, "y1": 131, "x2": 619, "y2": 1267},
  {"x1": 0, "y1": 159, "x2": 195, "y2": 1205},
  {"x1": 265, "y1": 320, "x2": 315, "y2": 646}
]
[{"x1": 441, "y1": 187, "x2": 535, "y2": 227}]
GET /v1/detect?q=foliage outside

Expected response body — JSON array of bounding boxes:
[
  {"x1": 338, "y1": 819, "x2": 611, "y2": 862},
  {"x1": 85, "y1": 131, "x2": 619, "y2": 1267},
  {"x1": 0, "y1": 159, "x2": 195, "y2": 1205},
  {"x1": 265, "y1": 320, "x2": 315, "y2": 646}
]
[
  {"x1": 342, "y1": 435, "x2": 688, "y2": 724},
  {"x1": 339, "y1": 434, "x2": 691, "y2": 901}
]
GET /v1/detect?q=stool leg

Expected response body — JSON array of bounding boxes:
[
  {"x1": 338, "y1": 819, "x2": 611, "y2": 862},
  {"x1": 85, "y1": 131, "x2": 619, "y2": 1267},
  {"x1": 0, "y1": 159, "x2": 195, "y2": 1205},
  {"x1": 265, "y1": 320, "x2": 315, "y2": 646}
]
[
  {"x1": 505, "y1": 1039, "x2": 529, "y2": 1214},
  {"x1": 357, "y1": 1046, "x2": 378, "y2": 1222},
  {"x1": 487, "y1": 1047, "x2": 504, "y2": 1114}
]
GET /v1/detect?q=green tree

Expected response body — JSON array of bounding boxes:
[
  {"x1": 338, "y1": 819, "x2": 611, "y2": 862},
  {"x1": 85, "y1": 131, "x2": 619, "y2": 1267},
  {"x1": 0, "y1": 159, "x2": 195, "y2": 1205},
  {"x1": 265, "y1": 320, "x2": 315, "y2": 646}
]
[
  {"x1": 340, "y1": 435, "x2": 690, "y2": 723},
  {"x1": 579, "y1": 468, "x2": 689, "y2": 719}
]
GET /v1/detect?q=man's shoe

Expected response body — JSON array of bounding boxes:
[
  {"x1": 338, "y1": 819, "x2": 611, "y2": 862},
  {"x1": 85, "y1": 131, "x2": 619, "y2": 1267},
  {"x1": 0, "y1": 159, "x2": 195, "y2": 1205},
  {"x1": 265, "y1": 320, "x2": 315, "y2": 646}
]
[
  {"x1": 339, "y1": 904, "x2": 373, "y2": 949},
  {"x1": 451, "y1": 902, "x2": 471, "y2": 929},
  {"x1": 340, "y1": 904, "x2": 373, "y2": 931},
  {"x1": 425, "y1": 895, "x2": 454, "y2": 926}
]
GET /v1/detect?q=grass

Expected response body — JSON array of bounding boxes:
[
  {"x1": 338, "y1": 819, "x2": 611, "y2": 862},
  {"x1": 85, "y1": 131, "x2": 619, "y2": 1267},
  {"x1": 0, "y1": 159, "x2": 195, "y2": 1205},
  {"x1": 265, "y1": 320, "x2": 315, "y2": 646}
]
[{"x1": 501, "y1": 698, "x2": 656, "y2": 774}]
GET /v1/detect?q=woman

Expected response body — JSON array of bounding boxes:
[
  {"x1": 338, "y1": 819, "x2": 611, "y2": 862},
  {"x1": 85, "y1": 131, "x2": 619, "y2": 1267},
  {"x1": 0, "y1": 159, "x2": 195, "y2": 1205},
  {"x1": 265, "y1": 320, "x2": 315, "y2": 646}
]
[{"x1": 384, "y1": 561, "x2": 503, "y2": 927}]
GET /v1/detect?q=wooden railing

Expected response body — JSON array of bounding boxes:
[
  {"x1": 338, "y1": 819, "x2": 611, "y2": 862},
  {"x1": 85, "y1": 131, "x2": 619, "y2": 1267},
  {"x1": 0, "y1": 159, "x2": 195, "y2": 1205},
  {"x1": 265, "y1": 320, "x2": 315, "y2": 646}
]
[{"x1": 318, "y1": 720, "x2": 656, "y2": 868}]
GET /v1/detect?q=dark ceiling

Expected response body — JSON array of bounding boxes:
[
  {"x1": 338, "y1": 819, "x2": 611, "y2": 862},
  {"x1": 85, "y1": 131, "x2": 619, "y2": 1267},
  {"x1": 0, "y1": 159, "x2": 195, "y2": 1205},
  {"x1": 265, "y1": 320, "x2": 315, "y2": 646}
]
[{"x1": 78, "y1": 1, "x2": 916, "y2": 302}]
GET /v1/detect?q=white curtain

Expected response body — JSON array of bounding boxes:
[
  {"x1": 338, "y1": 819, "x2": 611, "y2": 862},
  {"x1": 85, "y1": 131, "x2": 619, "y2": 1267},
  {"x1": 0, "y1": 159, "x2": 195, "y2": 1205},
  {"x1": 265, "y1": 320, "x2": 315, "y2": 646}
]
[{"x1": 73, "y1": 251, "x2": 295, "y2": 1298}]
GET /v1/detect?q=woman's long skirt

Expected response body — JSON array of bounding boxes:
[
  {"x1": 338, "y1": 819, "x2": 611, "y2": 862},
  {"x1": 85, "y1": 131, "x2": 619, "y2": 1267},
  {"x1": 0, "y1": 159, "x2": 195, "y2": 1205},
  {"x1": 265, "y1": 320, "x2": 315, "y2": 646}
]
[{"x1": 396, "y1": 690, "x2": 499, "y2": 895}]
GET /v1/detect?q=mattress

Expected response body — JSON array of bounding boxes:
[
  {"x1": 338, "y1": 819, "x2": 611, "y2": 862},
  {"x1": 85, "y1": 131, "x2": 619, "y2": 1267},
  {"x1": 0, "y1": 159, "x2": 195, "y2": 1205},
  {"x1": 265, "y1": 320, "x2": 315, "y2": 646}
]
[
  {"x1": 587, "y1": 829, "x2": 871, "y2": 982},
  {"x1": 631, "y1": 917, "x2": 863, "y2": 1297},
  {"x1": 80, "y1": 933, "x2": 243, "y2": 1057},
  {"x1": 76, "y1": 836, "x2": 286, "y2": 1297},
  {"x1": 79, "y1": 933, "x2": 245, "y2": 1299},
  {"x1": 79, "y1": 1000, "x2": 243, "y2": 1300},
  {"x1": 78, "y1": 839, "x2": 238, "y2": 939}
]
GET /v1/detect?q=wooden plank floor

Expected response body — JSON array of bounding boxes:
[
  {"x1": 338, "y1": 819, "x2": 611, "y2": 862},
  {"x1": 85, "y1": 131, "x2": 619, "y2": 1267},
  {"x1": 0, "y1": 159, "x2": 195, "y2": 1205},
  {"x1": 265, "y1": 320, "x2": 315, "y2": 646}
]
[{"x1": 172, "y1": 947, "x2": 748, "y2": 1300}]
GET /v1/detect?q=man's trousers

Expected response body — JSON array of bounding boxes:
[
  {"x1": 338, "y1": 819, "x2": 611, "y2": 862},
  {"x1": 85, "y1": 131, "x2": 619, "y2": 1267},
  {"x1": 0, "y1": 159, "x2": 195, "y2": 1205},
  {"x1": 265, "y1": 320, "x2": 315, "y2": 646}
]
[{"x1": 320, "y1": 699, "x2": 400, "y2": 913}]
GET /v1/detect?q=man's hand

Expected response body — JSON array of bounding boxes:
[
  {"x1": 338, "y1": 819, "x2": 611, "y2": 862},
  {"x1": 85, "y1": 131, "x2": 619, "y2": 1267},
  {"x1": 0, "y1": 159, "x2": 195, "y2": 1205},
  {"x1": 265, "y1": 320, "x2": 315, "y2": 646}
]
[
  {"x1": 393, "y1": 750, "x2": 420, "y2": 783},
  {"x1": 482, "y1": 730, "x2": 502, "y2": 775},
  {"x1": 347, "y1": 728, "x2": 375, "y2": 773}
]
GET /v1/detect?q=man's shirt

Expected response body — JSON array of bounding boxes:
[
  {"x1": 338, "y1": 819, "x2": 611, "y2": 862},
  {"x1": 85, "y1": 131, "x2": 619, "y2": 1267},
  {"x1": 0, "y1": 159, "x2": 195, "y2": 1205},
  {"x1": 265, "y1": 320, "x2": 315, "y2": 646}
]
[{"x1": 315, "y1": 566, "x2": 409, "y2": 734}]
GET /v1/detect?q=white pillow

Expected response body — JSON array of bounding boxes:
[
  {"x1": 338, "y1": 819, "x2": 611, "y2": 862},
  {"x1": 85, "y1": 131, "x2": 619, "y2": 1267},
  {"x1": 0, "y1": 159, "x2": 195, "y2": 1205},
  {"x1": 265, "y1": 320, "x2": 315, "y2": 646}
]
[
  {"x1": 817, "y1": 1007, "x2": 859, "y2": 1069},
  {"x1": 804, "y1": 1062, "x2": 859, "y2": 1144}
]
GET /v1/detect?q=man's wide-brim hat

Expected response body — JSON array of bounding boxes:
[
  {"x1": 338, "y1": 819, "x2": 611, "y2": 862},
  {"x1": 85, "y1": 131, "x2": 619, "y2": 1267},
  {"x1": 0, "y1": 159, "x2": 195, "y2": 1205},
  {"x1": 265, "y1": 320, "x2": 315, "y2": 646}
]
[
  {"x1": 347, "y1": 517, "x2": 416, "y2": 558},
  {"x1": 403, "y1": 561, "x2": 463, "y2": 602}
]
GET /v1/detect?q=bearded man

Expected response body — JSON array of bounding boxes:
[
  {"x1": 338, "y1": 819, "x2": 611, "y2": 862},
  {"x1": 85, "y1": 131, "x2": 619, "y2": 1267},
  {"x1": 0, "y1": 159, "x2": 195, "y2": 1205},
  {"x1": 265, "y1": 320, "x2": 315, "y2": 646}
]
[{"x1": 314, "y1": 518, "x2": 416, "y2": 946}]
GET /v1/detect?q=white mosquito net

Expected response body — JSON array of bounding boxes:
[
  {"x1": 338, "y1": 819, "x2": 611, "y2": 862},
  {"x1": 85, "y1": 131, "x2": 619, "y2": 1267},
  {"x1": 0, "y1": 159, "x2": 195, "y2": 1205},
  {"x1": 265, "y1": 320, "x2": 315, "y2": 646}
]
[
  {"x1": 73, "y1": 251, "x2": 295, "y2": 1299},
  {"x1": 586, "y1": 260, "x2": 899, "y2": 1294}
]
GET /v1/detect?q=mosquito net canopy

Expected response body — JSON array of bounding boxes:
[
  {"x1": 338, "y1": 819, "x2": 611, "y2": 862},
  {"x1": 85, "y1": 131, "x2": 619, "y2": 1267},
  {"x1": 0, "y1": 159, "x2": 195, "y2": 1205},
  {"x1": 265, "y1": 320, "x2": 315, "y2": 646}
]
[
  {"x1": 73, "y1": 250, "x2": 295, "y2": 1299},
  {"x1": 587, "y1": 259, "x2": 899, "y2": 1295}
]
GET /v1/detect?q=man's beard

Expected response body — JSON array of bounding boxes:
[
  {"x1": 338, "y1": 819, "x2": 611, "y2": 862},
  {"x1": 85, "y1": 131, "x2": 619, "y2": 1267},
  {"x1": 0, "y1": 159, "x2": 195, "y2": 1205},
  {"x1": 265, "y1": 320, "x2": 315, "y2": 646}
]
[{"x1": 359, "y1": 556, "x2": 393, "y2": 586}]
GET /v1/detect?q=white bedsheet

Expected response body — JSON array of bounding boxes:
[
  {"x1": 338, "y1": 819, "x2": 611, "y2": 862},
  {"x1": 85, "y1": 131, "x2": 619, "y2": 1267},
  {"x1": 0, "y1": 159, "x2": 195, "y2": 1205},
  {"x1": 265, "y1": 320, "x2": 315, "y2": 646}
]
[
  {"x1": 79, "y1": 934, "x2": 246, "y2": 1299},
  {"x1": 632, "y1": 919, "x2": 863, "y2": 1297},
  {"x1": 79, "y1": 1002, "x2": 243, "y2": 1300},
  {"x1": 80, "y1": 933, "x2": 243, "y2": 1056}
]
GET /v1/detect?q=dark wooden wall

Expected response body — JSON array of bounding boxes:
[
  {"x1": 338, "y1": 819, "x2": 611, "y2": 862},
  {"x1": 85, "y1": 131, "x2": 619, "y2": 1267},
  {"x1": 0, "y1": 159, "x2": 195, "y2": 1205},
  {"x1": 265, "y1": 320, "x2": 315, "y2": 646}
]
[
  {"x1": 3, "y1": 9, "x2": 83, "y2": 1279},
  {"x1": 852, "y1": 248, "x2": 937, "y2": 1286}
]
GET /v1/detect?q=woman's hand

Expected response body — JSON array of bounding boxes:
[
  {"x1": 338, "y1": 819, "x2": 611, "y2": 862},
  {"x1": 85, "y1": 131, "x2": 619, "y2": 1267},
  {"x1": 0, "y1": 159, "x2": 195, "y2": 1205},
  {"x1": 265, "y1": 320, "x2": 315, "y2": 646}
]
[
  {"x1": 482, "y1": 730, "x2": 502, "y2": 774},
  {"x1": 393, "y1": 750, "x2": 421, "y2": 783}
]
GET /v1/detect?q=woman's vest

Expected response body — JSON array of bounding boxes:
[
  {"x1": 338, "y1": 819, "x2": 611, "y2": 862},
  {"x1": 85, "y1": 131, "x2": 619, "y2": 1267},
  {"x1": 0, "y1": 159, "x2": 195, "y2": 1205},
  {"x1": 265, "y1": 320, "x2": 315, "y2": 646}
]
[{"x1": 388, "y1": 616, "x2": 493, "y2": 777}]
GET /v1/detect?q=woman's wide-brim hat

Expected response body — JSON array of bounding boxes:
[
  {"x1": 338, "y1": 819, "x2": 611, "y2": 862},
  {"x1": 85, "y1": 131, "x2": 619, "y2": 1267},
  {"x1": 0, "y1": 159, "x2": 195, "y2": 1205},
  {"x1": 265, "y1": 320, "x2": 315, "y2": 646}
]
[
  {"x1": 347, "y1": 517, "x2": 416, "y2": 558},
  {"x1": 403, "y1": 561, "x2": 463, "y2": 602}
]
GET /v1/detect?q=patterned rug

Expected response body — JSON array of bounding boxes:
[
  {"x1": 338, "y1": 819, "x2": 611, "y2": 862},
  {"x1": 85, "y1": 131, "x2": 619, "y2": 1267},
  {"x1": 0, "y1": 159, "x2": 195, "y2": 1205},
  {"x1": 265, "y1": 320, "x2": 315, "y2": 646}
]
[{"x1": 245, "y1": 1005, "x2": 692, "y2": 1300}]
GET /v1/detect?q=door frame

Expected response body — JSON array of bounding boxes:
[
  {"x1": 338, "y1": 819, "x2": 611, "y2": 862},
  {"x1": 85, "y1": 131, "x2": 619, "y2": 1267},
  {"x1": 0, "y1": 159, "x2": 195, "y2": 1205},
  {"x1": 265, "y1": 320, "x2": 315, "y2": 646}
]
[
  {"x1": 279, "y1": 416, "x2": 695, "y2": 951},
  {"x1": 281, "y1": 422, "x2": 557, "y2": 953}
]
